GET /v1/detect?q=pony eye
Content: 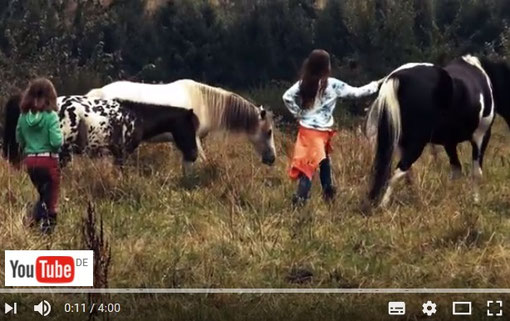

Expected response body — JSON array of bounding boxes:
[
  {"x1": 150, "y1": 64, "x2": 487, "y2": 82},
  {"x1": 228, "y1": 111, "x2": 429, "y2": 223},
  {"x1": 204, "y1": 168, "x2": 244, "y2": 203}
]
[{"x1": 267, "y1": 129, "x2": 272, "y2": 137}]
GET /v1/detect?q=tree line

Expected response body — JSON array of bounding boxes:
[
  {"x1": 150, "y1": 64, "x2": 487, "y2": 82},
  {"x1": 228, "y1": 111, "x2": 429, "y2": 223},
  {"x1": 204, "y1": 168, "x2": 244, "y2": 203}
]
[{"x1": 0, "y1": 0, "x2": 509, "y2": 95}]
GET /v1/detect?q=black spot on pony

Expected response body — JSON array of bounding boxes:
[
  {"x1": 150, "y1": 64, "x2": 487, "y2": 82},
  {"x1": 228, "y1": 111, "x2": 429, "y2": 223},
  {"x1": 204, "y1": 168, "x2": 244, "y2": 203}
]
[{"x1": 368, "y1": 55, "x2": 505, "y2": 207}]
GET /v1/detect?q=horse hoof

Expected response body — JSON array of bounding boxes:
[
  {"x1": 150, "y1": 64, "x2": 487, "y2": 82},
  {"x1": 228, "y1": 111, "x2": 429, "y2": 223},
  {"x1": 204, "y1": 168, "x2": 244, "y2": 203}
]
[
  {"x1": 379, "y1": 196, "x2": 391, "y2": 208},
  {"x1": 360, "y1": 200, "x2": 373, "y2": 216},
  {"x1": 450, "y1": 169, "x2": 462, "y2": 180}
]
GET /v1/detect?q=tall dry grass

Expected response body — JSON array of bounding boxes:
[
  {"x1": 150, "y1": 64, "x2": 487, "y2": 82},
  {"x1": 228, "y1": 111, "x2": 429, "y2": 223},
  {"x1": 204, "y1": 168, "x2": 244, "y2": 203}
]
[{"x1": 2, "y1": 114, "x2": 510, "y2": 320}]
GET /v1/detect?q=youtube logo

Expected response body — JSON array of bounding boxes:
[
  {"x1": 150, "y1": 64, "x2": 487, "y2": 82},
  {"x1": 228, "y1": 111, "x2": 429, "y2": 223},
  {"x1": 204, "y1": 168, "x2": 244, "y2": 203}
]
[
  {"x1": 35, "y1": 256, "x2": 75, "y2": 283},
  {"x1": 4, "y1": 250, "x2": 93, "y2": 287}
]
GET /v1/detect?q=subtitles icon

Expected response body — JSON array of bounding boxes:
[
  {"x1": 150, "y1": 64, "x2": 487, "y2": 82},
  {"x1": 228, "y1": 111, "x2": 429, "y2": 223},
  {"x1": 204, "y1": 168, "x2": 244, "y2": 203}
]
[
  {"x1": 388, "y1": 301, "x2": 406, "y2": 315},
  {"x1": 487, "y1": 300, "x2": 503, "y2": 317},
  {"x1": 452, "y1": 302, "x2": 472, "y2": 316},
  {"x1": 34, "y1": 300, "x2": 51, "y2": 317}
]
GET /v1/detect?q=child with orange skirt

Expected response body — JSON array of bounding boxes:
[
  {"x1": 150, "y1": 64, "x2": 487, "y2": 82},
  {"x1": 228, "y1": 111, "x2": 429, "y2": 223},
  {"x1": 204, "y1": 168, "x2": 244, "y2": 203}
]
[{"x1": 283, "y1": 49, "x2": 380, "y2": 205}]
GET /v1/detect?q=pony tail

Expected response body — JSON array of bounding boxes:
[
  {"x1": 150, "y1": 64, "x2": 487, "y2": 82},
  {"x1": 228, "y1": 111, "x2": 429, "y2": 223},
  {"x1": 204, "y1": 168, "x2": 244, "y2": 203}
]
[
  {"x1": 3, "y1": 94, "x2": 22, "y2": 164},
  {"x1": 368, "y1": 78, "x2": 401, "y2": 204}
]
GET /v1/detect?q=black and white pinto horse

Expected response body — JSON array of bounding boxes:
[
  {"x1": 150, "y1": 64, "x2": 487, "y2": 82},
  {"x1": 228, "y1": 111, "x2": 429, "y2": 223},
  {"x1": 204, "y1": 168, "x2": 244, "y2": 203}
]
[
  {"x1": 368, "y1": 55, "x2": 510, "y2": 206},
  {"x1": 86, "y1": 79, "x2": 277, "y2": 166},
  {"x1": 3, "y1": 95, "x2": 199, "y2": 169}
]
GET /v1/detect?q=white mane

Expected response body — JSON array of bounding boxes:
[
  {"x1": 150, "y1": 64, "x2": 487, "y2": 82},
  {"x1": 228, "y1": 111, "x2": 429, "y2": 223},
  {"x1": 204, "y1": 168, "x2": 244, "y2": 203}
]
[
  {"x1": 462, "y1": 54, "x2": 495, "y2": 120},
  {"x1": 462, "y1": 54, "x2": 484, "y2": 71}
]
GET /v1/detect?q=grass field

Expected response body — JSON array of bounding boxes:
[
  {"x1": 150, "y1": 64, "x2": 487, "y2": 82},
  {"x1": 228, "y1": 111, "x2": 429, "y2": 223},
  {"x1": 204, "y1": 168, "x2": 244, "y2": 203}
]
[{"x1": 2, "y1": 108, "x2": 510, "y2": 320}]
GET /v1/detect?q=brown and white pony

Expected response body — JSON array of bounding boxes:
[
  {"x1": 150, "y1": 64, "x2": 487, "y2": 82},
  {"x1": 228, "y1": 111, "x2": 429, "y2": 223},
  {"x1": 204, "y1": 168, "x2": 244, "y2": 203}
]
[{"x1": 87, "y1": 79, "x2": 276, "y2": 166}]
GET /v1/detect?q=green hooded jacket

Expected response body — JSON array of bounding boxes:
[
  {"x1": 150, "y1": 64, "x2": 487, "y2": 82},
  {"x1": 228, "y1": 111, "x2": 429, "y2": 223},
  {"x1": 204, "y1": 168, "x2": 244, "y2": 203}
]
[{"x1": 16, "y1": 110, "x2": 63, "y2": 155}]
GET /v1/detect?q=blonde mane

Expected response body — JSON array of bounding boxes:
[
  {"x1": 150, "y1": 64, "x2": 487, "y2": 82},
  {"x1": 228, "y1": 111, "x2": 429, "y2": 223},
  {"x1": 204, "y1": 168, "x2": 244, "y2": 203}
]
[{"x1": 183, "y1": 81, "x2": 262, "y2": 134}]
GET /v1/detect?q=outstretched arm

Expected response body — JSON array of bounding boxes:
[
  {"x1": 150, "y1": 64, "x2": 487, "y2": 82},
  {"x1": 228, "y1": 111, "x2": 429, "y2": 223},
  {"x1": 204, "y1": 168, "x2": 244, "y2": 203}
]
[
  {"x1": 282, "y1": 81, "x2": 303, "y2": 118},
  {"x1": 332, "y1": 78, "x2": 380, "y2": 99}
]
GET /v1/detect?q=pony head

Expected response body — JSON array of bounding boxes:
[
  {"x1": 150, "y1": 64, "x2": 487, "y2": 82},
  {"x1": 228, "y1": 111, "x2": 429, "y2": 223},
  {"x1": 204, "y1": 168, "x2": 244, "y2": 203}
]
[
  {"x1": 171, "y1": 109, "x2": 200, "y2": 162},
  {"x1": 480, "y1": 57, "x2": 510, "y2": 127},
  {"x1": 248, "y1": 106, "x2": 276, "y2": 166}
]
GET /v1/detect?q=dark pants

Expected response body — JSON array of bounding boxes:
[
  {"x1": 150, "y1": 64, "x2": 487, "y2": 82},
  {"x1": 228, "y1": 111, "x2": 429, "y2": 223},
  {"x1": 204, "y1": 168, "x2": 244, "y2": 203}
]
[
  {"x1": 24, "y1": 156, "x2": 60, "y2": 219},
  {"x1": 295, "y1": 157, "x2": 333, "y2": 200}
]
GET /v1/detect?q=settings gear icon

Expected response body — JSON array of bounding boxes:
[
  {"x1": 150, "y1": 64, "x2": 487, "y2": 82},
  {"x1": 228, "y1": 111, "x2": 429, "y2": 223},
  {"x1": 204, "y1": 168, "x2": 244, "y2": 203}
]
[{"x1": 422, "y1": 301, "x2": 437, "y2": 316}]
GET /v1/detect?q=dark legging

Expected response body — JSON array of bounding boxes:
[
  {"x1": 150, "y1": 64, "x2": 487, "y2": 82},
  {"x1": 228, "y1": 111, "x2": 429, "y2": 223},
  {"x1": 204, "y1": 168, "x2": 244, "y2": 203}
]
[
  {"x1": 295, "y1": 157, "x2": 332, "y2": 199},
  {"x1": 24, "y1": 156, "x2": 60, "y2": 220}
]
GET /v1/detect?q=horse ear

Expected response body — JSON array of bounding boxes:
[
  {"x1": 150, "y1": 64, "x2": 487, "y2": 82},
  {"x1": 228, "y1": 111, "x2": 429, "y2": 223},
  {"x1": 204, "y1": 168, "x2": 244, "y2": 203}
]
[{"x1": 260, "y1": 109, "x2": 267, "y2": 120}]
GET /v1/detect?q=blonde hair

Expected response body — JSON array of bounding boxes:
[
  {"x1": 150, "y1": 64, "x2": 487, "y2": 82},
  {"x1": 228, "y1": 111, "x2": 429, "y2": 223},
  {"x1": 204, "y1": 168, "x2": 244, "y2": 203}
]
[{"x1": 185, "y1": 80, "x2": 263, "y2": 133}]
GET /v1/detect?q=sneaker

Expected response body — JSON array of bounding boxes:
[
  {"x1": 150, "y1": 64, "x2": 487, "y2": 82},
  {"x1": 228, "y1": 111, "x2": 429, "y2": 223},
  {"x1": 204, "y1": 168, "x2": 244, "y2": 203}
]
[
  {"x1": 24, "y1": 202, "x2": 44, "y2": 228},
  {"x1": 34, "y1": 201, "x2": 48, "y2": 222},
  {"x1": 323, "y1": 186, "x2": 337, "y2": 202},
  {"x1": 291, "y1": 194, "x2": 307, "y2": 208},
  {"x1": 40, "y1": 214, "x2": 57, "y2": 235}
]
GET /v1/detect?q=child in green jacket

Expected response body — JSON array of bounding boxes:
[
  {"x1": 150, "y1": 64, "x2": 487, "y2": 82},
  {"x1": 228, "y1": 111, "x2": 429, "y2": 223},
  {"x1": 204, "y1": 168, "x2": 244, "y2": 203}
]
[{"x1": 16, "y1": 78, "x2": 63, "y2": 234}]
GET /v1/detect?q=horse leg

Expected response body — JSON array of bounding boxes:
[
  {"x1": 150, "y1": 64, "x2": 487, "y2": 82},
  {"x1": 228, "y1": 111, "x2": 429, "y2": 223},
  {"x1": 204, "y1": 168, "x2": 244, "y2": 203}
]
[
  {"x1": 444, "y1": 143, "x2": 462, "y2": 180},
  {"x1": 113, "y1": 155, "x2": 125, "y2": 167},
  {"x1": 380, "y1": 168, "x2": 407, "y2": 207},
  {"x1": 479, "y1": 127, "x2": 491, "y2": 169},
  {"x1": 197, "y1": 136, "x2": 207, "y2": 161},
  {"x1": 471, "y1": 127, "x2": 491, "y2": 203},
  {"x1": 470, "y1": 141, "x2": 482, "y2": 203},
  {"x1": 59, "y1": 145, "x2": 72, "y2": 168},
  {"x1": 110, "y1": 144, "x2": 126, "y2": 167},
  {"x1": 380, "y1": 142, "x2": 426, "y2": 207}
]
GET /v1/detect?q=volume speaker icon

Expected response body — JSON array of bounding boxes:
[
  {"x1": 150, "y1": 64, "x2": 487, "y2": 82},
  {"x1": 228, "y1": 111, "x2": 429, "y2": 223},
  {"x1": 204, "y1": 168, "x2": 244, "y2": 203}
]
[{"x1": 34, "y1": 300, "x2": 52, "y2": 316}]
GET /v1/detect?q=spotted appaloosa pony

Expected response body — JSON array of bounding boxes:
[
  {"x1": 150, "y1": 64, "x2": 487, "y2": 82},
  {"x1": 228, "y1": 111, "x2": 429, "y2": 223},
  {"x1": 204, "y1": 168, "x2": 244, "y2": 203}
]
[
  {"x1": 3, "y1": 95, "x2": 199, "y2": 170},
  {"x1": 367, "y1": 55, "x2": 510, "y2": 206},
  {"x1": 87, "y1": 79, "x2": 276, "y2": 166}
]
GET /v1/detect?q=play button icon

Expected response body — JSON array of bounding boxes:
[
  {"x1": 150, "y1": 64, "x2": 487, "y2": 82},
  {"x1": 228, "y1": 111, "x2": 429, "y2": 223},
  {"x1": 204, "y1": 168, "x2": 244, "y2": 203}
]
[{"x1": 4, "y1": 302, "x2": 17, "y2": 315}]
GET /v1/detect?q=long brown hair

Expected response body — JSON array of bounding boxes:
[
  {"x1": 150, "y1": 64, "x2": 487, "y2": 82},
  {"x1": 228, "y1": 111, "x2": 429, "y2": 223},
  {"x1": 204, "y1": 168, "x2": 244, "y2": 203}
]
[
  {"x1": 20, "y1": 78, "x2": 58, "y2": 113},
  {"x1": 299, "y1": 49, "x2": 331, "y2": 109}
]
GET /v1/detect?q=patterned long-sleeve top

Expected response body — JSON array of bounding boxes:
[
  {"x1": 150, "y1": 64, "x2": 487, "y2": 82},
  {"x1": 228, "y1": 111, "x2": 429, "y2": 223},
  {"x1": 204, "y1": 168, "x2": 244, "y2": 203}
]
[{"x1": 282, "y1": 77, "x2": 379, "y2": 130}]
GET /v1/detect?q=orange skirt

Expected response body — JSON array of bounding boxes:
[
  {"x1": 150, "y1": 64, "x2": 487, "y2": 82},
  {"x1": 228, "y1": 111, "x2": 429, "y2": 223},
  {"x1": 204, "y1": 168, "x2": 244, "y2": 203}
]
[{"x1": 289, "y1": 126, "x2": 336, "y2": 180}]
